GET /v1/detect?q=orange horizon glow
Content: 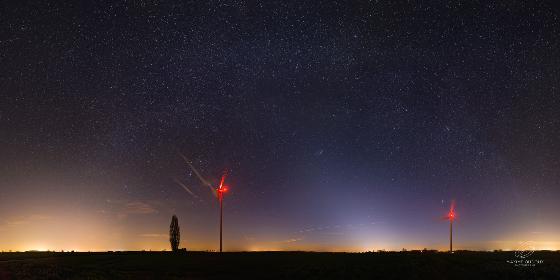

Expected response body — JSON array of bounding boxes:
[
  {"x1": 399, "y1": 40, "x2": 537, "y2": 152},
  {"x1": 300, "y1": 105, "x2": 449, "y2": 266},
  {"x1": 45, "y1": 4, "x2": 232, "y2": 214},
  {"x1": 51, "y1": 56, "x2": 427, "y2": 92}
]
[
  {"x1": 1, "y1": 189, "x2": 558, "y2": 254},
  {"x1": 1, "y1": 212, "x2": 559, "y2": 253},
  {"x1": 2, "y1": 235, "x2": 559, "y2": 253}
]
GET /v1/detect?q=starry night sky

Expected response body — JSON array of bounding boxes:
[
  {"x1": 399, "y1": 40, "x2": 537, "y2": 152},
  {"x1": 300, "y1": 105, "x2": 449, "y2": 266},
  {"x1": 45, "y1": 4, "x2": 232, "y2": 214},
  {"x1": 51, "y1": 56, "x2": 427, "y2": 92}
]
[{"x1": 1, "y1": 1, "x2": 559, "y2": 251}]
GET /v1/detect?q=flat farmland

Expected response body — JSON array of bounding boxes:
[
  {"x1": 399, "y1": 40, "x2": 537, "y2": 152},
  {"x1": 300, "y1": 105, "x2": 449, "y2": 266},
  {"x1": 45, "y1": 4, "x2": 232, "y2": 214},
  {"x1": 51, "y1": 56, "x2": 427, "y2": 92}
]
[{"x1": 0, "y1": 251, "x2": 558, "y2": 279}]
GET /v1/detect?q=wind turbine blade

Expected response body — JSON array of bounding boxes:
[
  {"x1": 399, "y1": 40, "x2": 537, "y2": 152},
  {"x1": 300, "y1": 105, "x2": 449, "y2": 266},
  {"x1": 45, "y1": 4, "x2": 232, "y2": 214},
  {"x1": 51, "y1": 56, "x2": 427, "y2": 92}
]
[
  {"x1": 178, "y1": 153, "x2": 212, "y2": 187},
  {"x1": 178, "y1": 152, "x2": 217, "y2": 197},
  {"x1": 174, "y1": 178, "x2": 199, "y2": 199},
  {"x1": 219, "y1": 173, "x2": 227, "y2": 188}
]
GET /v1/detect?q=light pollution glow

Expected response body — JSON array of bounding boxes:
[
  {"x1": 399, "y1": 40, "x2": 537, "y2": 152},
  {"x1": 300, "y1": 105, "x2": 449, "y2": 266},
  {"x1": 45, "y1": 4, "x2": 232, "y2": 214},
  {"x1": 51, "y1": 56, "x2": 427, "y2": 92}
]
[{"x1": 1, "y1": 192, "x2": 558, "y2": 253}]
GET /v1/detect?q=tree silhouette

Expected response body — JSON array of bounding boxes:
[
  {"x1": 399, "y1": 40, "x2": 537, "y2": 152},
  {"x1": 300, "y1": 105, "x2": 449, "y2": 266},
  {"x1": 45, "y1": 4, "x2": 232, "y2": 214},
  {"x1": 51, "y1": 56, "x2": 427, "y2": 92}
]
[{"x1": 169, "y1": 215, "x2": 180, "y2": 252}]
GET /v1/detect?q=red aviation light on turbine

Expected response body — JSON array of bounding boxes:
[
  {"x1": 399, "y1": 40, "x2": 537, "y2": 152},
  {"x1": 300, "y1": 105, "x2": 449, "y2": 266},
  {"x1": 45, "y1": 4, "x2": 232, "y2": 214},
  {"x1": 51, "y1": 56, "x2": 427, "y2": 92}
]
[
  {"x1": 446, "y1": 200, "x2": 456, "y2": 222},
  {"x1": 447, "y1": 210, "x2": 455, "y2": 221}
]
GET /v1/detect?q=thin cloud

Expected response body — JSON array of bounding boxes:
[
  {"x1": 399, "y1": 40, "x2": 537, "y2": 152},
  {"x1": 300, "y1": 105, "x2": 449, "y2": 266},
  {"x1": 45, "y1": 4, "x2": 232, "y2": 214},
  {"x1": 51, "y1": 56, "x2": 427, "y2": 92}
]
[
  {"x1": 280, "y1": 237, "x2": 303, "y2": 243},
  {"x1": 124, "y1": 201, "x2": 158, "y2": 214},
  {"x1": 4, "y1": 215, "x2": 52, "y2": 226},
  {"x1": 139, "y1": 233, "x2": 168, "y2": 238},
  {"x1": 115, "y1": 201, "x2": 159, "y2": 219}
]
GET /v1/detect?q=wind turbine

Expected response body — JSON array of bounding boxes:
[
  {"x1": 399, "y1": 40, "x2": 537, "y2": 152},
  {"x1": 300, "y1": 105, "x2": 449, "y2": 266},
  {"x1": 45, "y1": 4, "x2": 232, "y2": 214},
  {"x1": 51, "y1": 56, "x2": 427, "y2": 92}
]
[
  {"x1": 444, "y1": 200, "x2": 456, "y2": 253},
  {"x1": 178, "y1": 153, "x2": 230, "y2": 252}
]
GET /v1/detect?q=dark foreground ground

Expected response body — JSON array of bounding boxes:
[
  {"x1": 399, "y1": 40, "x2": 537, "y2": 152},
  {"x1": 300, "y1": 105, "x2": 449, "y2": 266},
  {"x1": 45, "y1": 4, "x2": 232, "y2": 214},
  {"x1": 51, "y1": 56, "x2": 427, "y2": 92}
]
[{"x1": 0, "y1": 251, "x2": 558, "y2": 279}]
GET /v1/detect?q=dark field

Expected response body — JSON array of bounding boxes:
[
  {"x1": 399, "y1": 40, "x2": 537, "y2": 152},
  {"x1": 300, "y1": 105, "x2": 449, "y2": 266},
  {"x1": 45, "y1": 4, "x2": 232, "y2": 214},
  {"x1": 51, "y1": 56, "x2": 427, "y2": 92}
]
[{"x1": 0, "y1": 251, "x2": 559, "y2": 279}]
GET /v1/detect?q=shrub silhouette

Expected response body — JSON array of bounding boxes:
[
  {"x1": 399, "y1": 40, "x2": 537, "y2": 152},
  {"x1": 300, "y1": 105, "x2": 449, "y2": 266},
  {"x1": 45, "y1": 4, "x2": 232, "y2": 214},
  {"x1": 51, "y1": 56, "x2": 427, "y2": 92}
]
[{"x1": 169, "y1": 215, "x2": 180, "y2": 252}]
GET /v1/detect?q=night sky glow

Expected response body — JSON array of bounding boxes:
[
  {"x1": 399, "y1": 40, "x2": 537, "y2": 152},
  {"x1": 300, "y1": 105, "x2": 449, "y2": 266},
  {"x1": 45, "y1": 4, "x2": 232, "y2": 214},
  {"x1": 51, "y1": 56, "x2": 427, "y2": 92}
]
[{"x1": 1, "y1": 1, "x2": 559, "y2": 252}]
